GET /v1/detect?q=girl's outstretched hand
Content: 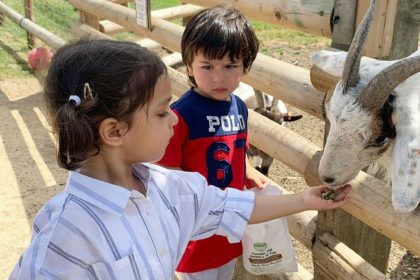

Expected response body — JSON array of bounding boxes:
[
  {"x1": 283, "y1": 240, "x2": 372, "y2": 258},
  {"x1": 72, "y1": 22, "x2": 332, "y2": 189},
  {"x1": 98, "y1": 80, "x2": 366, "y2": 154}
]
[
  {"x1": 249, "y1": 183, "x2": 352, "y2": 224},
  {"x1": 302, "y1": 184, "x2": 352, "y2": 211}
]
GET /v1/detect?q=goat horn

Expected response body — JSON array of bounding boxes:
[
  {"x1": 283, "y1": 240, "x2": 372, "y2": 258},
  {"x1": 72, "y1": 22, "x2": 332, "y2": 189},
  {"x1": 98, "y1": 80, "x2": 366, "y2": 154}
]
[
  {"x1": 357, "y1": 55, "x2": 420, "y2": 110},
  {"x1": 341, "y1": 0, "x2": 377, "y2": 92}
]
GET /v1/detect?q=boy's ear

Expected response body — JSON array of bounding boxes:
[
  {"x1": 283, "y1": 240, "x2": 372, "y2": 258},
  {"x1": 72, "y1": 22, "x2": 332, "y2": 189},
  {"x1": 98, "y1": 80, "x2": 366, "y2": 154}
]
[
  {"x1": 187, "y1": 64, "x2": 194, "y2": 77},
  {"x1": 98, "y1": 118, "x2": 128, "y2": 147}
]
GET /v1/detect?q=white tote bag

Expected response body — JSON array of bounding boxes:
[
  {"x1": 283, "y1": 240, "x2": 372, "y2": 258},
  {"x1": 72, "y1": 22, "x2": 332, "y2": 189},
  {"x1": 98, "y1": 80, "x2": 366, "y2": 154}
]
[{"x1": 243, "y1": 184, "x2": 298, "y2": 275}]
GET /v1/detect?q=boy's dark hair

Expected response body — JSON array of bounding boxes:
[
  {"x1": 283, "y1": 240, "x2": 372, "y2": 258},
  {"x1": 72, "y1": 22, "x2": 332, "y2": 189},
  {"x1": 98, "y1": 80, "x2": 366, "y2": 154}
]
[
  {"x1": 44, "y1": 39, "x2": 167, "y2": 170},
  {"x1": 181, "y1": 6, "x2": 259, "y2": 85}
]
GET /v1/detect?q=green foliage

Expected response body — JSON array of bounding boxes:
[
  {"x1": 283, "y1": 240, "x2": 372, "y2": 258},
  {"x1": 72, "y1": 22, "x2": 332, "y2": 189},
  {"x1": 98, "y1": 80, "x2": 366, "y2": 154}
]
[
  {"x1": 252, "y1": 20, "x2": 327, "y2": 47},
  {"x1": 150, "y1": 0, "x2": 181, "y2": 9},
  {"x1": 0, "y1": 0, "x2": 78, "y2": 78},
  {"x1": 0, "y1": 0, "x2": 330, "y2": 79},
  {"x1": 0, "y1": 0, "x2": 185, "y2": 78},
  {"x1": 0, "y1": 31, "x2": 33, "y2": 79}
]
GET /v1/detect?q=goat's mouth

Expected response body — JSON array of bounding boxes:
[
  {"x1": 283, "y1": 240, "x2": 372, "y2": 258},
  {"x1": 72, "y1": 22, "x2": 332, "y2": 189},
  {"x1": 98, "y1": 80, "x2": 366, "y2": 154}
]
[{"x1": 319, "y1": 170, "x2": 359, "y2": 188}]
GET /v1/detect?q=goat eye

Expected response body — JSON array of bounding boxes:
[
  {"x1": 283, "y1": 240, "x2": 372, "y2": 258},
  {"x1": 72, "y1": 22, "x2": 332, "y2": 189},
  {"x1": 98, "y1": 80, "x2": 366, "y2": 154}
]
[{"x1": 369, "y1": 136, "x2": 389, "y2": 147}]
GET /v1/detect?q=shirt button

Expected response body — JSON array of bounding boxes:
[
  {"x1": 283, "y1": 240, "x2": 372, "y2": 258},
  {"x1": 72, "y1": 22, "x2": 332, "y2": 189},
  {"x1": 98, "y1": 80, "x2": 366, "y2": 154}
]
[{"x1": 159, "y1": 248, "x2": 167, "y2": 256}]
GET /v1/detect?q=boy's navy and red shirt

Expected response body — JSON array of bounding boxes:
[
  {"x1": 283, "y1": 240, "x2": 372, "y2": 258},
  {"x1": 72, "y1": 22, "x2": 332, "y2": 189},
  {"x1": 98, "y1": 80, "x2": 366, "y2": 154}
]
[{"x1": 158, "y1": 88, "x2": 249, "y2": 272}]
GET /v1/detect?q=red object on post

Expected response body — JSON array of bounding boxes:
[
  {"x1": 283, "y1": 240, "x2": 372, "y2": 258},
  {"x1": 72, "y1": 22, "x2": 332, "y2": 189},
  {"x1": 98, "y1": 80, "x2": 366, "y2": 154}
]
[{"x1": 28, "y1": 48, "x2": 53, "y2": 70}]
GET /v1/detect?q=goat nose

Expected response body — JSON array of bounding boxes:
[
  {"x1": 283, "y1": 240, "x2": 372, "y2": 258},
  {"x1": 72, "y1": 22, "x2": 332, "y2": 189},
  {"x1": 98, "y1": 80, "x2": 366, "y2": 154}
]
[{"x1": 322, "y1": 176, "x2": 335, "y2": 184}]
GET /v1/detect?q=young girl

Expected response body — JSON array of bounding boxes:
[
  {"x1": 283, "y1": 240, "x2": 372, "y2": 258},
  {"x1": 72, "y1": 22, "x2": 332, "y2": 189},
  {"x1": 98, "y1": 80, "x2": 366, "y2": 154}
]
[{"x1": 10, "y1": 39, "x2": 351, "y2": 279}]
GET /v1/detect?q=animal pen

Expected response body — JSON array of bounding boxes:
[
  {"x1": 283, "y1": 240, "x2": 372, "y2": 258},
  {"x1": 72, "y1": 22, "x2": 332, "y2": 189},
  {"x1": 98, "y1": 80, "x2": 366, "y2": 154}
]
[{"x1": 0, "y1": 0, "x2": 419, "y2": 279}]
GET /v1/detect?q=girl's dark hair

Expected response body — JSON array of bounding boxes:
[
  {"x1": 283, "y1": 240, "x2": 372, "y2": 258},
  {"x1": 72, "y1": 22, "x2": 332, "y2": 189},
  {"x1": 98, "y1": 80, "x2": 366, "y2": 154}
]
[
  {"x1": 181, "y1": 6, "x2": 259, "y2": 86},
  {"x1": 44, "y1": 39, "x2": 167, "y2": 170}
]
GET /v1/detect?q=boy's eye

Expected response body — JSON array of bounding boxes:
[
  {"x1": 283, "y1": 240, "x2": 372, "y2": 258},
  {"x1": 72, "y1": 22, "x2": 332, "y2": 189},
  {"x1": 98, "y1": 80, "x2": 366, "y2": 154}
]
[
  {"x1": 158, "y1": 111, "x2": 170, "y2": 118},
  {"x1": 202, "y1": 65, "x2": 212, "y2": 70},
  {"x1": 226, "y1": 65, "x2": 238, "y2": 69}
]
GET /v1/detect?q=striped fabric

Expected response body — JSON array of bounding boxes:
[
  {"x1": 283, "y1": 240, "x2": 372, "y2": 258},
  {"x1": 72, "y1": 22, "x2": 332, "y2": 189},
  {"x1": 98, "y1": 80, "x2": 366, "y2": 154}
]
[{"x1": 9, "y1": 163, "x2": 255, "y2": 280}]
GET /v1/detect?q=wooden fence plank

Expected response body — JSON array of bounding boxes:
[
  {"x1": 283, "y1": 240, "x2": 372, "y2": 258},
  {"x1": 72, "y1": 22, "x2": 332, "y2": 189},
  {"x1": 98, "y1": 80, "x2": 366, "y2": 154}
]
[{"x1": 182, "y1": 0, "x2": 334, "y2": 37}]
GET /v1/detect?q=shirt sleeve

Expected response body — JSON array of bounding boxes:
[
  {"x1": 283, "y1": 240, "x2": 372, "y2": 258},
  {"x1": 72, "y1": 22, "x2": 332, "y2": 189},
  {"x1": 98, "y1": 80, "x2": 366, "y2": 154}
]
[
  {"x1": 177, "y1": 172, "x2": 255, "y2": 243},
  {"x1": 157, "y1": 109, "x2": 188, "y2": 168}
]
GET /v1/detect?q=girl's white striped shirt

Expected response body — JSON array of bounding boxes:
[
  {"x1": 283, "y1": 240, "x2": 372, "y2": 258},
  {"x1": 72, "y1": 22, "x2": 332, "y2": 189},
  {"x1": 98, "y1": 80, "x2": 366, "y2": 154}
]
[{"x1": 10, "y1": 163, "x2": 255, "y2": 280}]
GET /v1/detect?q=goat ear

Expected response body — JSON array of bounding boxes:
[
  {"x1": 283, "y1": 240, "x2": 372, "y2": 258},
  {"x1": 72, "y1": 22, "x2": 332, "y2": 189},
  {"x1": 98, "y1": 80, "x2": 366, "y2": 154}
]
[
  {"x1": 312, "y1": 50, "x2": 347, "y2": 76},
  {"x1": 391, "y1": 108, "x2": 420, "y2": 213}
]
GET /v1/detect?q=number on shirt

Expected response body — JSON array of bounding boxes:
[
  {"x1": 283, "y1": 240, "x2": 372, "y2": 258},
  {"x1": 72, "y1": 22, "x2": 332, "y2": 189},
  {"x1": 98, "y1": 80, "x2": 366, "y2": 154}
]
[{"x1": 206, "y1": 142, "x2": 233, "y2": 188}]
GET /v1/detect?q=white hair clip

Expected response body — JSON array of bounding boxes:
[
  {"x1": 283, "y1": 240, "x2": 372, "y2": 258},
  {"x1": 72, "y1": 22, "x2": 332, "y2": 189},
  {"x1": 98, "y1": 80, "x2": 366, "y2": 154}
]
[
  {"x1": 68, "y1": 95, "x2": 81, "y2": 107},
  {"x1": 83, "y1": 82, "x2": 94, "y2": 101}
]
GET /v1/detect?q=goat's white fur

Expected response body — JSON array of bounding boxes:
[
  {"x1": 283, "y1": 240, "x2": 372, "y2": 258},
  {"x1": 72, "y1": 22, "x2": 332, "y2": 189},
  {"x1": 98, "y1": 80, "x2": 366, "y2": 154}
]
[{"x1": 314, "y1": 49, "x2": 420, "y2": 213}]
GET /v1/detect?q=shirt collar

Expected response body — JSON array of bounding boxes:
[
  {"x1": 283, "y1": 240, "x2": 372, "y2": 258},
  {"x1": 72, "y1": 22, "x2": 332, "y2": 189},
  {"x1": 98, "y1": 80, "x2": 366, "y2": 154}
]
[
  {"x1": 133, "y1": 163, "x2": 152, "y2": 186},
  {"x1": 65, "y1": 164, "x2": 152, "y2": 216}
]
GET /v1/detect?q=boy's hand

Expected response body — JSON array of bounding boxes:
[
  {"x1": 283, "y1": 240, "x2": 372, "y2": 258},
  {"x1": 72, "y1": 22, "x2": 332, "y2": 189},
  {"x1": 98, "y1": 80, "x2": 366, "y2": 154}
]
[
  {"x1": 245, "y1": 167, "x2": 269, "y2": 189},
  {"x1": 302, "y1": 184, "x2": 352, "y2": 211}
]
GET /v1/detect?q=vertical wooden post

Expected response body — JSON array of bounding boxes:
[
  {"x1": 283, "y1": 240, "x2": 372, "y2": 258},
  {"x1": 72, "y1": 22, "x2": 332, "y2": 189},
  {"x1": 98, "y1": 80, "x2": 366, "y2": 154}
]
[
  {"x1": 0, "y1": 0, "x2": 4, "y2": 26},
  {"x1": 330, "y1": 0, "x2": 358, "y2": 51},
  {"x1": 24, "y1": 0, "x2": 35, "y2": 48},
  {"x1": 358, "y1": 0, "x2": 420, "y2": 59},
  {"x1": 80, "y1": 11, "x2": 100, "y2": 30},
  {"x1": 387, "y1": 0, "x2": 420, "y2": 59}
]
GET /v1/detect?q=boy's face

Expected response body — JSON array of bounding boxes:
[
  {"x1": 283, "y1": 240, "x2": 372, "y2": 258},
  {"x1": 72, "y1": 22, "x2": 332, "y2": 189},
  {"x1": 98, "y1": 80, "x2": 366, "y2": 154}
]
[{"x1": 187, "y1": 51, "x2": 244, "y2": 101}]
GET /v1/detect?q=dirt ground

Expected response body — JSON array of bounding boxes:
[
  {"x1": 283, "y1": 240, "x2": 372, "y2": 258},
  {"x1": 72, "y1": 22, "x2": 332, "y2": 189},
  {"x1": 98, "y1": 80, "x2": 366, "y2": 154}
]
[{"x1": 1, "y1": 44, "x2": 419, "y2": 279}]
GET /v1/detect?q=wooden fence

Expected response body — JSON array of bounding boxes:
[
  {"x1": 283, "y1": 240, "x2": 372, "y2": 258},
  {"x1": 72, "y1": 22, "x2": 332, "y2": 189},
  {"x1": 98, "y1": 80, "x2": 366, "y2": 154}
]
[{"x1": 1, "y1": 0, "x2": 419, "y2": 279}]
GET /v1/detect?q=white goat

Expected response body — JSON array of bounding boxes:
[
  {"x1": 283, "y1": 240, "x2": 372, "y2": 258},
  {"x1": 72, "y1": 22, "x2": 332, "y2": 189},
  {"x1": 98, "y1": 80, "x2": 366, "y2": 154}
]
[{"x1": 313, "y1": 0, "x2": 420, "y2": 212}]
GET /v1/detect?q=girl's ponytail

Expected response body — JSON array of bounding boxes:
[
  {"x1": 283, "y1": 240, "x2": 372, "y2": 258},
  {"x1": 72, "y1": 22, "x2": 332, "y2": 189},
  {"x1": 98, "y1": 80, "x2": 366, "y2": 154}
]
[{"x1": 54, "y1": 94, "x2": 95, "y2": 170}]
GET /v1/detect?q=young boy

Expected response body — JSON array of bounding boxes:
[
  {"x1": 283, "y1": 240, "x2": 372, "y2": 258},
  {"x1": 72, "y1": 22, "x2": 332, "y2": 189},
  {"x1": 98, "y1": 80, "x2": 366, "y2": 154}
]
[{"x1": 158, "y1": 6, "x2": 268, "y2": 279}]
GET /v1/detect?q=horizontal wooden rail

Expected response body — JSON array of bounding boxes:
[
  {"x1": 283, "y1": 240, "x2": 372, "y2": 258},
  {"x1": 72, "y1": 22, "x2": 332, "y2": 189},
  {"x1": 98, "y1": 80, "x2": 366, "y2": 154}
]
[
  {"x1": 99, "y1": 20, "x2": 126, "y2": 34},
  {"x1": 72, "y1": 22, "x2": 162, "y2": 50},
  {"x1": 109, "y1": 0, "x2": 132, "y2": 4},
  {"x1": 100, "y1": 4, "x2": 203, "y2": 34},
  {"x1": 313, "y1": 233, "x2": 388, "y2": 279},
  {"x1": 182, "y1": 0, "x2": 334, "y2": 37},
  {"x1": 152, "y1": 4, "x2": 203, "y2": 20},
  {"x1": 310, "y1": 64, "x2": 340, "y2": 92}
]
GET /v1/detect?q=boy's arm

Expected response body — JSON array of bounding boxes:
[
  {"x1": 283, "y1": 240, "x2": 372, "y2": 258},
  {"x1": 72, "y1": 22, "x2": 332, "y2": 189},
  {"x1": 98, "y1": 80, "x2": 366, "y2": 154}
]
[{"x1": 245, "y1": 155, "x2": 268, "y2": 189}]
